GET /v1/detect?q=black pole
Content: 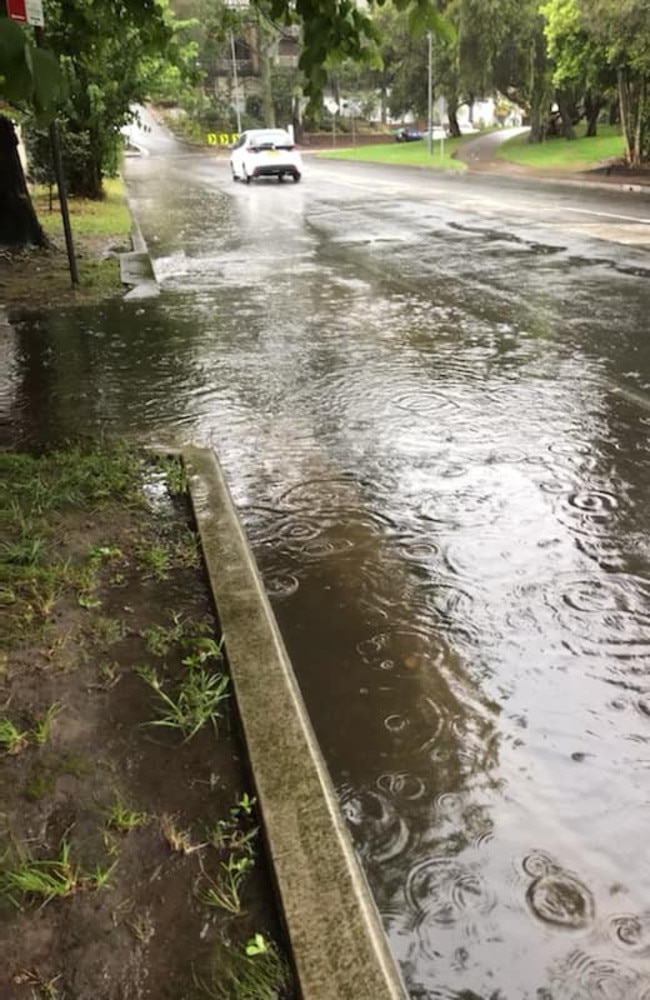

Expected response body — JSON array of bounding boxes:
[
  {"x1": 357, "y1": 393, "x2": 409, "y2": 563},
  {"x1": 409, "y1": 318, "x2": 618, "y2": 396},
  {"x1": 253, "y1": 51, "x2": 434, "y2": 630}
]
[{"x1": 34, "y1": 25, "x2": 79, "y2": 285}]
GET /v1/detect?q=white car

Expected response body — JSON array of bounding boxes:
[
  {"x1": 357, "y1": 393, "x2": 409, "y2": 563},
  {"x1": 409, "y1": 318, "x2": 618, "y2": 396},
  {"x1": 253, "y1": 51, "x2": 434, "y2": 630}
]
[{"x1": 230, "y1": 128, "x2": 303, "y2": 184}]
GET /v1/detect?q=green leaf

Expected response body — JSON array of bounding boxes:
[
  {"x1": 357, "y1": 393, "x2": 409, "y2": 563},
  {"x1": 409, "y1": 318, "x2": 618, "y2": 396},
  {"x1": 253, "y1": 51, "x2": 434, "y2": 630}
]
[
  {"x1": 0, "y1": 17, "x2": 26, "y2": 67},
  {"x1": 0, "y1": 18, "x2": 64, "y2": 122}
]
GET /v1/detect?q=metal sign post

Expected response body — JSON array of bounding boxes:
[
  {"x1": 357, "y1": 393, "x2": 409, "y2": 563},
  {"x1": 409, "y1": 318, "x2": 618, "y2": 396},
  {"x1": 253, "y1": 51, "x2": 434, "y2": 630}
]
[
  {"x1": 224, "y1": 0, "x2": 249, "y2": 135},
  {"x1": 229, "y1": 29, "x2": 242, "y2": 134},
  {"x1": 427, "y1": 32, "x2": 433, "y2": 156},
  {"x1": 33, "y1": 23, "x2": 79, "y2": 286}
]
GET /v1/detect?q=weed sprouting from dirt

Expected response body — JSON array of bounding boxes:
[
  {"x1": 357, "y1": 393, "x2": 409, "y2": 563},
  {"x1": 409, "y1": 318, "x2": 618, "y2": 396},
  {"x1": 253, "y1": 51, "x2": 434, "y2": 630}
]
[
  {"x1": 136, "y1": 542, "x2": 172, "y2": 580},
  {"x1": 2, "y1": 535, "x2": 45, "y2": 567},
  {"x1": 158, "y1": 456, "x2": 189, "y2": 496},
  {"x1": 0, "y1": 839, "x2": 114, "y2": 908},
  {"x1": 174, "y1": 530, "x2": 201, "y2": 569},
  {"x1": 194, "y1": 934, "x2": 290, "y2": 999},
  {"x1": 31, "y1": 703, "x2": 61, "y2": 745},
  {"x1": 0, "y1": 717, "x2": 29, "y2": 755},
  {"x1": 141, "y1": 612, "x2": 188, "y2": 657},
  {"x1": 85, "y1": 615, "x2": 127, "y2": 647},
  {"x1": 136, "y1": 639, "x2": 230, "y2": 742},
  {"x1": 0, "y1": 703, "x2": 60, "y2": 754},
  {"x1": 107, "y1": 796, "x2": 149, "y2": 833},
  {"x1": 12, "y1": 970, "x2": 64, "y2": 999},
  {"x1": 197, "y1": 853, "x2": 255, "y2": 916}
]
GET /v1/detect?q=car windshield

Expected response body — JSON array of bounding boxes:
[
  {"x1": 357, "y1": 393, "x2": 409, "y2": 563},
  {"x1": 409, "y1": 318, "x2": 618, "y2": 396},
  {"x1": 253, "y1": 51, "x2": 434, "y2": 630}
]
[{"x1": 249, "y1": 131, "x2": 292, "y2": 147}]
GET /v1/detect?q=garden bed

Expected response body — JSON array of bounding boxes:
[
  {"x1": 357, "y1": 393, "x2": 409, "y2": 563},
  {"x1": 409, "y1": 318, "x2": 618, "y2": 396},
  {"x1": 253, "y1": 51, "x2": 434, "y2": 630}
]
[{"x1": 0, "y1": 443, "x2": 294, "y2": 1000}]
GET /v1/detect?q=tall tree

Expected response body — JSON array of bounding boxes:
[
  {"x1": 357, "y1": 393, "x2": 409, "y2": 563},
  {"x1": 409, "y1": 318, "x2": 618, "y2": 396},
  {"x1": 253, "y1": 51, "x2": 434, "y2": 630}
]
[
  {"x1": 0, "y1": 9, "x2": 63, "y2": 246},
  {"x1": 542, "y1": 0, "x2": 614, "y2": 137},
  {"x1": 493, "y1": 0, "x2": 552, "y2": 142},
  {"x1": 577, "y1": 0, "x2": 650, "y2": 166},
  {"x1": 38, "y1": 0, "x2": 174, "y2": 198}
]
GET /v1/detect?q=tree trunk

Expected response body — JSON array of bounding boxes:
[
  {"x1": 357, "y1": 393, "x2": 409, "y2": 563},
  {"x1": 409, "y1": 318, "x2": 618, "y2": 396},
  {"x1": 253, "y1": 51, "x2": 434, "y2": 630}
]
[
  {"x1": 447, "y1": 93, "x2": 461, "y2": 138},
  {"x1": 0, "y1": 115, "x2": 48, "y2": 247},
  {"x1": 528, "y1": 105, "x2": 545, "y2": 143},
  {"x1": 618, "y1": 67, "x2": 644, "y2": 169},
  {"x1": 556, "y1": 90, "x2": 577, "y2": 140},
  {"x1": 584, "y1": 91, "x2": 603, "y2": 137},
  {"x1": 633, "y1": 76, "x2": 645, "y2": 168}
]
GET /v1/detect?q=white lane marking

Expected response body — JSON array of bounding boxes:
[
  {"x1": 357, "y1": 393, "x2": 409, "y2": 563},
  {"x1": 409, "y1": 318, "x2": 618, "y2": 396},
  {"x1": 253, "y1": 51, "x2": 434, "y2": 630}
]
[{"x1": 563, "y1": 206, "x2": 650, "y2": 225}]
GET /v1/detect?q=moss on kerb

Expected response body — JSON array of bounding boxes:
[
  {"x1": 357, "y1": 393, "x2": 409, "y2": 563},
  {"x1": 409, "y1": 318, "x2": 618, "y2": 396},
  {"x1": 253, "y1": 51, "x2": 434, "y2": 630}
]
[{"x1": 184, "y1": 446, "x2": 407, "y2": 1000}]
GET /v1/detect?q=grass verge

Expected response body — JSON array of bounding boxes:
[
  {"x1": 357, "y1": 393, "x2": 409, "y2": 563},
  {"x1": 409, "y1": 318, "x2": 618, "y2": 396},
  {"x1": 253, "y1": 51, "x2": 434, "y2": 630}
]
[
  {"x1": 0, "y1": 176, "x2": 132, "y2": 315},
  {"x1": 0, "y1": 442, "x2": 293, "y2": 1000},
  {"x1": 498, "y1": 124, "x2": 625, "y2": 171},
  {"x1": 316, "y1": 133, "x2": 494, "y2": 171}
]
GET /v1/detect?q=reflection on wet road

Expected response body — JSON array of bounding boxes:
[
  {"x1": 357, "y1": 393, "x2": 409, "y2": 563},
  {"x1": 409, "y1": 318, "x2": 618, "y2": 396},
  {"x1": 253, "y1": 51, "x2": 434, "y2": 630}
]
[{"x1": 3, "y1": 116, "x2": 650, "y2": 997}]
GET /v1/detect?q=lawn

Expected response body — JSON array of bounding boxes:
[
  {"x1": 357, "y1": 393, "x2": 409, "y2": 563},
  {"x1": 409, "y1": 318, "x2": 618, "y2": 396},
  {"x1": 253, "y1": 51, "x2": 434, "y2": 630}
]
[
  {"x1": 35, "y1": 176, "x2": 132, "y2": 239},
  {"x1": 1, "y1": 176, "x2": 133, "y2": 315},
  {"x1": 498, "y1": 124, "x2": 625, "y2": 171},
  {"x1": 317, "y1": 135, "x2": 470, "y2": 171}
]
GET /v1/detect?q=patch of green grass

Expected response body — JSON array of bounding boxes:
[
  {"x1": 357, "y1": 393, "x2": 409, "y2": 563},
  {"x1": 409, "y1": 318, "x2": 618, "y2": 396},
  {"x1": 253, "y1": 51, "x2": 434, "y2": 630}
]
[
  {"x1": 136, "y1": 541, "x2": 172, "y2": 580},
  {"x1": 2, "y1": 535, "x2": 45, "y2": 566},
  {"x1": 157, "y1": 455, "x2": 189, "y2": 496},
  {"x1": 0, "y1": 445, "x2": 145, "y2": 519},
  {"x1": 0, "y1": 703, "x2": 60, "y2": 754},
  {"x1": 498, "y1": 124, "x2": 625, "y2": 171},
  {"x1": 0, "y1": 718, "x2": 29, "y2": 755},
  {"x1": 107, "y1": 796, "x2": 149, "y2": 833},
  {"x1": 86, "y1": 615, "x2": 127, "y2": 646},
  {"x1": 58, "y1": 752, "x2": 94, "y2": 778},
  {"x1": 35, "y1": 177, "x2": 131, "y2": 241},
  {"x1": 24, "y1": 771, "x2": 56, "y2": 801},
  {"x1": 0, "y1": 839, "x2": 78, "y2": 906},
  {"x1": 0, "y1": 839, "x2": 116, "y2": 908},
  {"x1": 173, "y1": 529, "x2": 201, "y2": 570},
  {"x1": 32, "y1": 702, "x2": 61, "y2": 745},
  {"x1": 0, "y1": 445, "x2": 147, "y2": 649},
  {"x1": 141, "y1": 613, "x2": 188, "y2": 657},
  {"x1": 318, "y1": 135, "x2": 471, "y2": 171}
]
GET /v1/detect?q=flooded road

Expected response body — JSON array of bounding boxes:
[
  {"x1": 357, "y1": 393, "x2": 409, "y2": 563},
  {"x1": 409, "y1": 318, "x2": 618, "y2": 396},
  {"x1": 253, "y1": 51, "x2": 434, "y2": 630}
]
[{"x1": 4, "y1": 116, "x2": 650, "y2": 997}]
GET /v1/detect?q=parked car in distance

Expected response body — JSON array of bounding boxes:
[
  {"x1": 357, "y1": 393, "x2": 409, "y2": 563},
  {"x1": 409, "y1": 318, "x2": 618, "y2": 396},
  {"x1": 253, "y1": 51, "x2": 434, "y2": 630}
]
[
  {"x1": 394, "y1": 127, "x2": 423, "y2": 143},
  {"x1": 230, "y1": 128, "x2": 302, "y2": 184}
]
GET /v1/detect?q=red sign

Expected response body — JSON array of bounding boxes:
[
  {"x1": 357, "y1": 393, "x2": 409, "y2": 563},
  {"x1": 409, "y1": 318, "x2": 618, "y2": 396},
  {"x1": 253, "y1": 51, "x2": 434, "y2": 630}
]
[{"x1": 7, "y1": 0, "x2": 27, "y2": 21}]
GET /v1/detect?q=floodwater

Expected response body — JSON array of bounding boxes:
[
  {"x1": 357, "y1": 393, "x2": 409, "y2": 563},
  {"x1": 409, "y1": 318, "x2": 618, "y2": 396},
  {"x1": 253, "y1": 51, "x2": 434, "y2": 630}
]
[{"x1": 3, "y1": 134, "x2": 650, "y2": 997}]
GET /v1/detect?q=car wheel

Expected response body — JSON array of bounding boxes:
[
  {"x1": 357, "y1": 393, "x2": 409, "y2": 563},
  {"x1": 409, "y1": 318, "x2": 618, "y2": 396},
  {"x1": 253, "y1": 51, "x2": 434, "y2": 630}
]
[
  {"x1": 243, "y1": 166, "x2": 251, "y2": 185},
  {"x1": 292, "y1": 172, "x2": 301, "y2": 183},
  {"x1": 231, "y1": 165, "x2": 238, "y2": 182},
  {"x1": 278, "y1": 173, "x2": 284, "y2": 182}
]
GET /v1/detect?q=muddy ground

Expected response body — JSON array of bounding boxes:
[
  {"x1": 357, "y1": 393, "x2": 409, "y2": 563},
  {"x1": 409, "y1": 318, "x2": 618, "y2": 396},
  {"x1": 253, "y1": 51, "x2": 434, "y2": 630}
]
[{"x1": 0, "y1": 446, "x2": 293, "y2": 1000}]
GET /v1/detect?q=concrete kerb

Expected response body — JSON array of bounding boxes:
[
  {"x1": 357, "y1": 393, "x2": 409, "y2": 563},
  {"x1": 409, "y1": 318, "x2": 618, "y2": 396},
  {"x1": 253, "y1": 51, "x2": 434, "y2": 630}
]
[
  {"x1": 120, "y1": 190, "x2": 160, "y2": 300},
  {"x1": 184, "y1": 446, "x2": 407, "y2": 1000}
]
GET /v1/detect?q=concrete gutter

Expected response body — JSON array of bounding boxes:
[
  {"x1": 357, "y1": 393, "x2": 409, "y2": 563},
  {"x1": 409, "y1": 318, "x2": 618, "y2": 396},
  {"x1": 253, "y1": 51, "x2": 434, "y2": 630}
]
[
  {"x1": 120, "y1": 191, "x2": 160, "y2": 300},
  {"x1": 184, "y1": 446, "x2": 407, "y2": 1000}
]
